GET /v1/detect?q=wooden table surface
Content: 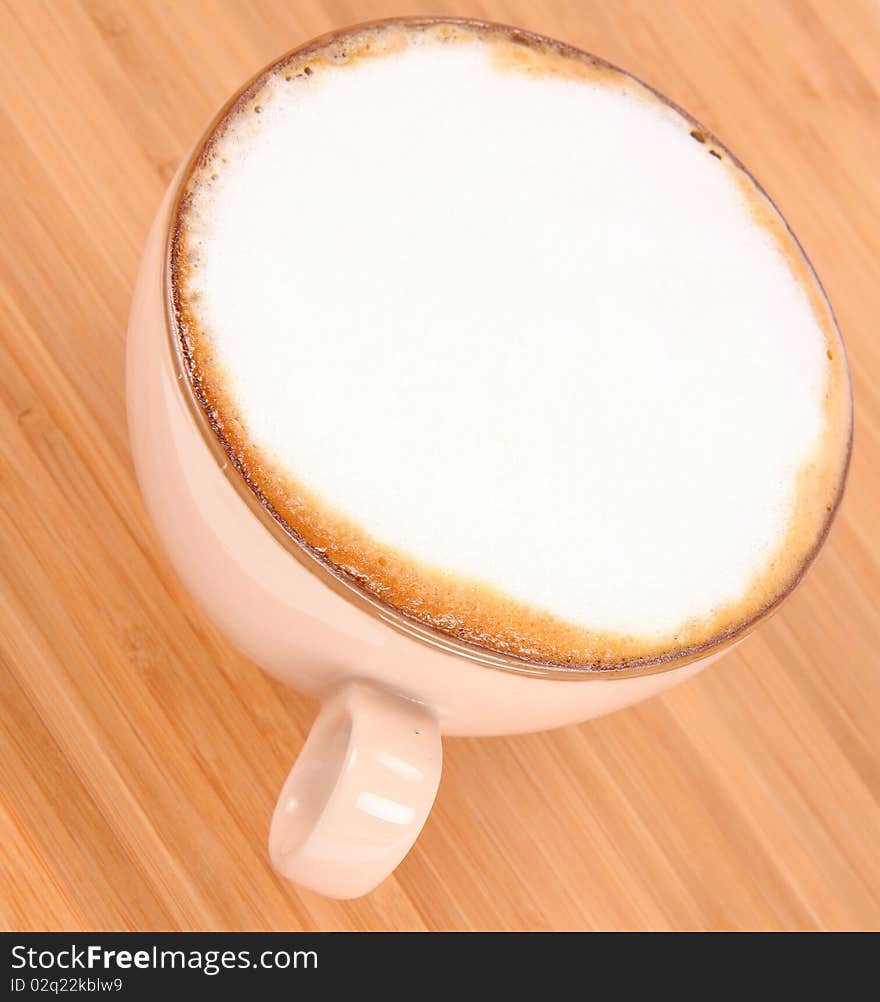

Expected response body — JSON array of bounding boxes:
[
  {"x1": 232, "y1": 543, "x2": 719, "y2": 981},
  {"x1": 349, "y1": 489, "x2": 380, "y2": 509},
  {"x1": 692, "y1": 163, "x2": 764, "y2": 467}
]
[{"x1": 2, "y1": 0, "x2": 879, "y2": 932}]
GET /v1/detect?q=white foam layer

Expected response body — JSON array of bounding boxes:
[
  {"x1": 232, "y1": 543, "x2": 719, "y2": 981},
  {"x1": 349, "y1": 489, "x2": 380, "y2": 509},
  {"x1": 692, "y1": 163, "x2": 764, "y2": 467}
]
[{"x1": 182, "y1": 34, "x2": 828, "y2": 637}]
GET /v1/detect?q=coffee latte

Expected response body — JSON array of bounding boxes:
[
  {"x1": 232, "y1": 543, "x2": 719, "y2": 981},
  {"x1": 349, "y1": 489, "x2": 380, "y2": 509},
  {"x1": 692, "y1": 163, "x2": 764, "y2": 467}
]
[{"x1": 171, "y1": 19, "x2": 851, "y2": 670}]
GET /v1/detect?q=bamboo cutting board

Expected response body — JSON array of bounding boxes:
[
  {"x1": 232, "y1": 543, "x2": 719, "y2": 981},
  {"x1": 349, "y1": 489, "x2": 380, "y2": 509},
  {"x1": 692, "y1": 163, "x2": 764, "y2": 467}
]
[{"x1": 1, "y1": 0, "x2": 879, "y2": 932}]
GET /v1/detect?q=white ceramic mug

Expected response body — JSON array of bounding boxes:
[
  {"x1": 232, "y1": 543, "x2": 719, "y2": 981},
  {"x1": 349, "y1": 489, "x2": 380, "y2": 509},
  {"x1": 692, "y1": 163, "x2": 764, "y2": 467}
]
[{"x1": 126, "y1": 18, "x2": 850, "y2": 900}]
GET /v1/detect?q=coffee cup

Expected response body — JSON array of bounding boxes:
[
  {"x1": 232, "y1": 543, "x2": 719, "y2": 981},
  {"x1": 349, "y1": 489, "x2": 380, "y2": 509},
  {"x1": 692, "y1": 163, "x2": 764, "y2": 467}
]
[{"x1": 127, "y1": 17, "x2": 851, "y2": 899}]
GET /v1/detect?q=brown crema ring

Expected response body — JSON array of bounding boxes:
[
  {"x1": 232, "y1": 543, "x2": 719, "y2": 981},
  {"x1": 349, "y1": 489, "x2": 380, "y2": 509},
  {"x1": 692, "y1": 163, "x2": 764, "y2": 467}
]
[{"x1": 167, "y1": 17, "x2": 853, "y2": 678}]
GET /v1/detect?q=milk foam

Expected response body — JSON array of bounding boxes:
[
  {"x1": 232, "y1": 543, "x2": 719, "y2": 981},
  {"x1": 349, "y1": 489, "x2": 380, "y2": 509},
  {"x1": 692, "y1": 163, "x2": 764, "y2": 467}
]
[{"x1": 178, "y1": 25, "x2": 838, "y2": 651}]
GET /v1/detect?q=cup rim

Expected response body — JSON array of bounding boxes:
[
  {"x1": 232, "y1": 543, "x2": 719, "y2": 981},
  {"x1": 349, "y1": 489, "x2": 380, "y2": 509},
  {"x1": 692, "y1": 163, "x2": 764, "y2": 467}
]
[{"x1": 161, "y1": 15, "x2": 853, "y2": 681}]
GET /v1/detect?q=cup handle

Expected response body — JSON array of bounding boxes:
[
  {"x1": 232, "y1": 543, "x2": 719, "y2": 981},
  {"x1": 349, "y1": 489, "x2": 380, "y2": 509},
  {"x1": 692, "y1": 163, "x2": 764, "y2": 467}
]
[{"x1": 268, "y1": 681, "x2": 442, "y2": 899}]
